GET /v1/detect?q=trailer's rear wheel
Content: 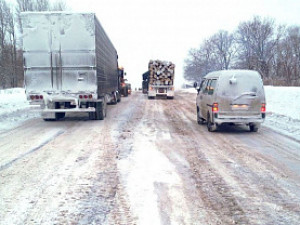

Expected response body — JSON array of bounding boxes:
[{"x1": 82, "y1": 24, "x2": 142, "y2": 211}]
[
  {"x1": 55, "y1": 112, "x2": 65, "y2": 120},
  {"x1": 117, "y1": 92, "x2": 121, "y2": 102},
  {"x1": 95, "y1": 100, "x2": 106, "y2": 120},
  {"x1": 122, "y1": 86, "x2": 128, "y2": 97},
  {"x1": 110, "y1": 92, "x2": 117, "y2": 105},
  {"x1": 89, "y1": 109, "x2": 96, "y2": 120}
]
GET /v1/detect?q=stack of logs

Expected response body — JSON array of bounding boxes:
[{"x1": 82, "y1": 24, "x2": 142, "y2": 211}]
[{"x1": 148, "y1": 60, "x2": 175, "y2": 85}]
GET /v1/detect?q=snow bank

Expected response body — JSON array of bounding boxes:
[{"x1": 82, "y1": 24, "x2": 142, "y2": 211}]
[
  {"x1": 264, "y1": 86, "x2": 300, "y2": 120},
  {"x1": 0, "y1": 88, "x2": 28, "y2": 115},
  {"x1": 0, "y1": 88, "x2": 38, "y2": 132}
]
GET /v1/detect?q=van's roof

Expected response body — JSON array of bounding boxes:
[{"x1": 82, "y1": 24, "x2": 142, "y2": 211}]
[{"x1": 204, "y1": 70, "x2": 261, "y2": 79}]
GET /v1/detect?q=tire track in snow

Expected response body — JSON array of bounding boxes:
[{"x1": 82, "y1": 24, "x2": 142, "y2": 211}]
[{"x1": 0, "y1": 129, "x2": 65, "y2": 171}]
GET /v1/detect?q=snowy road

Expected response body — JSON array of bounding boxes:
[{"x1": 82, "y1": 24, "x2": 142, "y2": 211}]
[{"x1": 1, "y1": 91, "x2": 300, "y2": 225}]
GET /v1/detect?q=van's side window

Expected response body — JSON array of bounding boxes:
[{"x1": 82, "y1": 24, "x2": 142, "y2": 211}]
[
  {"x1": 203, "y1": 80, "x2": 211, "y2": 94},
  {"x1": 200, "y1": 79, "x2": 208, "y2": 93},
  {"x1": 208, "y1": 79, "x2": 217, "y2": 95}
]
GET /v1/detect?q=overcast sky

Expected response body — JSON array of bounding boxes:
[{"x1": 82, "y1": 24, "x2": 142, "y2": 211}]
[{"x1": 17, "y1": 0, "x2": 300, "y2": 88}]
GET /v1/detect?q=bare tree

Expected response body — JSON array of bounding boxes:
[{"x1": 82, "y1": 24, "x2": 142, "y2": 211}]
[
  {"x1": 236, "y1": 16, "x2": 276, "y2": 78},
  {"x1": 35, "y1": 0, "x2": 50, "y2": 11},
  {"x1": 51, "y1": 0, "x2": 67, "y2": 11},
  {"x1": 211, "y1": 30, "x2": 236, "y2": 70}
]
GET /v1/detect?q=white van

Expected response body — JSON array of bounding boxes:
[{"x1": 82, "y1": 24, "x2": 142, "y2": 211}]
[{"x1": 195, "y1": 70, "x2": 266, "y2": 132}]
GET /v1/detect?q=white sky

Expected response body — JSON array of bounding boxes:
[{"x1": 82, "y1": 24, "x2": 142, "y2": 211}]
[{"x1": 12, "y1": 0, "x2": 300, "y2": 88}]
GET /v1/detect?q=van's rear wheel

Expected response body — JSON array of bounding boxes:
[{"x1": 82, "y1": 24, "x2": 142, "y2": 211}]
[
  {"x1": 207, "y1": 113, "x2": 217, "y2": 132},
  {"x1": 197, "y1": 107, "x2": 205, "y2": 124},
  {"x1": 249, "y1": 124, "x2": 259, "y2": 132}
]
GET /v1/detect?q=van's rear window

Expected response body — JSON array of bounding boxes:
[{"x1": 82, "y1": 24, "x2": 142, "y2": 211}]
[{"x1": 219, "y1": 74, "x2": 263, "y2": 96}]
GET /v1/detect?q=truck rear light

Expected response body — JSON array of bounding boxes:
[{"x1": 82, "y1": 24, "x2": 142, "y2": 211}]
[
  {"x1": 35, "y1": 95, "x2": 40, "y2": 99},
  {"x1": 84, "y1": 95, "x2": 88, "y2": 99},
  {"x1": 79, "y1": 95, "x2": 83, "y2": 99},
  {"x1": 30, "y1": 95, "x2": 35, "y2": 100},
  {"x1": 212, "y1": 103, "x2": 219, "y2": 113},
  {"x1": 39, "y1": 95, "x2": 43, "y2": 100},
  {"x1": 261, "y1": 103, "x2": 266, "y2": 113},
  {"x1": 89, "y1": 94, "x2": 92, "y2": 99}
]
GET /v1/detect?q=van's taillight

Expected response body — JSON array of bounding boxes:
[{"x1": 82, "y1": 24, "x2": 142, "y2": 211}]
[
  {"x1": 261, "y1": 103, "x2": 266, "y2": 113},
  {"x1": 212, "y1": 103, "x2": 219, "y2": 113}
]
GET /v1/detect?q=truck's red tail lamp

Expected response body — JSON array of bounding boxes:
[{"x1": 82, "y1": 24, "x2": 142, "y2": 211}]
[
  {"x1": 30, "y1": 95, "x2": 43, "y2": 100},
  {"x1": 79, "y1": 94, "x2": 93, "y2": 99},
  {"x1": 261, "y1": 103, "x2": 266, "y2": 113},
  {"x1": 212, "y1": 103, "x2": 219, "y2": 113}
]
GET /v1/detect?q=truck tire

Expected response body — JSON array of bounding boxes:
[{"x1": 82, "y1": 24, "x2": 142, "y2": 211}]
[
  {"x1": 124, "y1": 87, "x2": 128, "y2": 97},
  {"x1": 95, "y1": 101, "x2": 106, "y2": 120},
  {"x1": 117, "y1": 92, "x2": 121, "y2": 102},
  {"x1": 111, "y1": 92, "x2": 117, "y2": 105},
  {"x1": 54, "y1": 102, "x2": 65, "y2": 120},
  {"x1": 55, "y1": 112, "x2": 65, "y2": 120}
]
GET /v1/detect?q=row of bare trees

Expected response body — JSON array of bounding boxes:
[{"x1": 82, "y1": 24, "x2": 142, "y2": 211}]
[
  {"x1": 0, "y1": 0, "x2": 66, "y2": 89},
  {"x1": 184, "y1": 16, "x2": 300, "y2": 86}
]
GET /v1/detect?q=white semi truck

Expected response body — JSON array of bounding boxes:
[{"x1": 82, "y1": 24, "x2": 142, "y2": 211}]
[
  {"x1": 147, "y1": 60, "x2": 175, "y2": 99},
  {"x1": 21, "y1": 12, "x2": 121, "y2": 120}
]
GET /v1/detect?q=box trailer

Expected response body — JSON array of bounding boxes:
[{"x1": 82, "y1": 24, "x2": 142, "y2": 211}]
[{"x1": 21, "y1": 12, "x2": 120, "y2": 120}]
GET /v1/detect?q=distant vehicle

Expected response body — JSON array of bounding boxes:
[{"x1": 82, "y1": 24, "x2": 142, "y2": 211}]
[
  {"x1": 195, "y1": 70, "x2": 266, "y2": 132},
  {"x1": 142, "y1": 71, "x2": 149, "y2": 94},
  {"x1": 21, "y1": 12, "x2": 121, "y2": 121},
  {"x1": 147, "y1": 60, "x2": 175, "y2": 99},
  {"x1": 126, "y1": 83, "x2": 132, "y2": 95},
  {"x1": 118, "y1": 67, "x2": 131, "y2": 97}
]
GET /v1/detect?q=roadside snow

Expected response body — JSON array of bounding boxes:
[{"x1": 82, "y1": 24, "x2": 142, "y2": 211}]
[
  {"x1": 0, "y1": 88, "x2": 39, "y2": 133},
  {"x1": 264, "y1": 86, "x2": 300, "y2": 120}
]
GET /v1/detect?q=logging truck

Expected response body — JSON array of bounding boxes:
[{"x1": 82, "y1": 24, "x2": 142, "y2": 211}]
[
  {"x1": 21, "y1": 12, "x2": 121, "y2": 120},
  {"x1": 147, "y1": 60, "x2": 175, "y2": 99}
]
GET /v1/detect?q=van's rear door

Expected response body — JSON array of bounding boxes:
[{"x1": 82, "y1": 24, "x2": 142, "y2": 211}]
[{"x1": 217, "y1": 72, "x2": 265, "y2": 118}]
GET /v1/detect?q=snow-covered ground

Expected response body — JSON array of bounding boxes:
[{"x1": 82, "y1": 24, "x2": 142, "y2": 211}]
[
  {"x1": 0, "y1": 86, "x2": 300, "y2": 141},
  {"x1": 0, "y1": 88, "x2": 39, "y2": 133}
]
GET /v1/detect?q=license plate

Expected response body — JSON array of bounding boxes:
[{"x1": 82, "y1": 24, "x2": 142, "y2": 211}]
[{"x1": 231, "y1": 104, "x2": 249, "y2": 110}]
